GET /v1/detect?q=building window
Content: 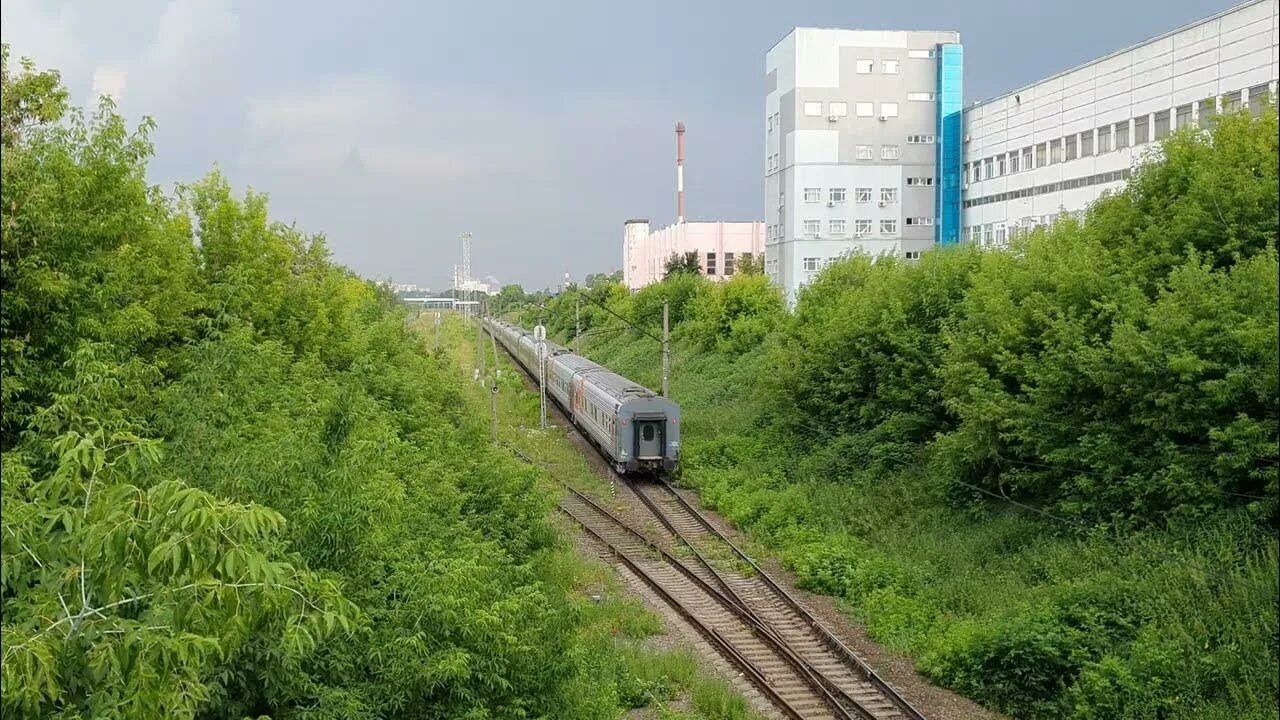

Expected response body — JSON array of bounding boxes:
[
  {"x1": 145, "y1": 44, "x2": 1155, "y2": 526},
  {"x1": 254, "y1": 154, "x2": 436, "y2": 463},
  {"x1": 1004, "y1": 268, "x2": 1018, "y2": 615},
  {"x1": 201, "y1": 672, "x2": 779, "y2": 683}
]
[
  {"x1": 855, "y1": 102, "x2": 874, "y2": 117},
  {"x1": 804, "y1": 101, "x2": 823, "y2": 117},
  {"x1": 1135, "y1": 116, "x2": 1149, "y2": 144},
  {"x1": 855, "y1": 187, "x2": 872, "y2": 203},
  {"x1": 984, "y1": 157, "x2": 994, "y2": 178},
  {"x1": 830, "y1": 101, "x2": 848, "y2": 117},
  {"x1": 706, "y1": 252, "x2": 717, "y2": 275},
  {"x1": 907, "y1": 49, "x2": 934, "y2": 58},
  {"x1": 829, "y1": 219, "x2": 846, "y2": 236},
  {"x1": 829, "y1": 187, "x2": 846, "y2": 203},
  {"x1": 1153, "y1": 110, "x2": 1170, "y2": 139},
  {"x1": 906, "y1": 177, "x2": 934, "y2": 186},
  {"x1": 907, "y1": 134, "x2": 935, "y2": 143},
  {"x1": 767, "y1": 115, "x2": 773, "y2": 132},
  {"x1": 1198, "y1": 99, "x2": 1216, "y2": 129},
  {"x1": 854, "y1": 219, "x2": 872, "y2": 235},
  {"x1": 803, "y1": 257, "x2": 820, "y2": 271},
  {"x1": 803, "y1": 219, "x2": 820, "y2": 235},
  {"x1": 1175, "y1": 104, "x2": 1192, "y2": 129},
  {"x1": 1249, "y1": 85, "x2": 1271, "y2": 115},
  {"x1": 1223, "y1": 90, "x2": 1242, "y2": 113},
  {"x1": 995, "y1": 226, "x2": 1007, "y2": 245},
  {"x1": 856, "y1": 144, "x2": 873, "y2": 160},
  {"x1": 804, "y1": 187, "x2": 821, "y2": 203},
  {"x1": 997, "y1": 154, "x2": 1006, "y2": 176},
  {"x1": 882, "y1": 144, "x2": 899, "y2": 160},
  {"x1": 1065, "y1": 134, "x2": 1077, "y2": 161},
  {"x1": 904, "y1": 250, "x2": 921, "y2": 260},
  {"x1": 1009, "y1": 152, "x2": 1019, "y2": 173},
  {"x1": 881, "y1": 219, "x2": 898, "y2": 235},
  {"x1": 856, "y1": 59, "x2": 874, "y2": 73},
  {"x1": 1050, "y1": 138, "x2": 1063, "y2": 163},
  {"x1": 881, "y1": 102, "x2": 899, "y2": 118},
  {"x1": 1081, "y1": 131, "x2": 1093, "y2": 156},
  {"x1": 883, "y1": 60, "x2": 899, "y2": 74},
  {"x1": 1116, "y1": 121, "x2": 1130, "y2": 148},
  {"x1": 1022, "y1": 146, "x2": 1033, "y2": 170},
  {"x1": 905, "y1": 217, "x2": 934, "y2": 226},
  {"x1": 724, "y1": 252, "x2": 735, "y2": 275},
  {"x1": 880, "y1": 187, "x2": 898, "y2": 203},
  {"x1": 1036, "y1": 143, "x2": 1047, "y2": 167},
  {"x1": 983, "y1": 224, "x2": 993, "y2": 246},
  {"x1": 907, "y1": 92, "x2": 935, "y2": 101},
  {"x1": 1098, "y1": 125, "x2": 1111, "y2": 152}
]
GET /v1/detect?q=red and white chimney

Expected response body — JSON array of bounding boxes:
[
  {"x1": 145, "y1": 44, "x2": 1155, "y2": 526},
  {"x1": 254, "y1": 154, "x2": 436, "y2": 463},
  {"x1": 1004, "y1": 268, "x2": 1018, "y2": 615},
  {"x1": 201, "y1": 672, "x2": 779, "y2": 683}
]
[{"x1": 675, "y1": 122, "x2": 686, "y2": 224}]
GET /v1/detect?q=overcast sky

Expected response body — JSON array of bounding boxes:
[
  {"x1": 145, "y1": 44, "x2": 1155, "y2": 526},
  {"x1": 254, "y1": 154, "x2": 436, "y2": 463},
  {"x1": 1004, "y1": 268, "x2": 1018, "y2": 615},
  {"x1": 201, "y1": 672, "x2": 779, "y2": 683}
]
[{"x1": 4, "y1": 0, "x2": 1232, "y2": 290}]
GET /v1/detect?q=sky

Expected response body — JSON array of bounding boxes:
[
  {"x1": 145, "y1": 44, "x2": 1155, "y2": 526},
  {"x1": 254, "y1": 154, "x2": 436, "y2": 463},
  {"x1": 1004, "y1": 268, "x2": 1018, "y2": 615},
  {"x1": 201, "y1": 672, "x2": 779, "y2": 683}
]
[{"x1": 3, "y1": 0, "x2": 1234, "y2": 291}]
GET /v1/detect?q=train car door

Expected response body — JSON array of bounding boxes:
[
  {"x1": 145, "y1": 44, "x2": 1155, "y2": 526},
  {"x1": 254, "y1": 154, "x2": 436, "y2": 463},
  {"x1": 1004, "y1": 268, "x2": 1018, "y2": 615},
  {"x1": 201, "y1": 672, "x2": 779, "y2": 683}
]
[{"x1": 634, "y1": 419, "x2": 664, "y2": 459}]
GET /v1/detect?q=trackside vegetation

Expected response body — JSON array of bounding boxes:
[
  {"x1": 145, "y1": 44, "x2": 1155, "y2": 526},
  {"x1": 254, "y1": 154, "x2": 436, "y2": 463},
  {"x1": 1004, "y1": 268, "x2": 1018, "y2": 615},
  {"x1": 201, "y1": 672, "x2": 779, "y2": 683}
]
[
  {"x1": 515, "y1": 104, "x2": 1279, "y2": 719},
  {"x1": 0, "y1": 47, "x2": 757, "y2": 720}
]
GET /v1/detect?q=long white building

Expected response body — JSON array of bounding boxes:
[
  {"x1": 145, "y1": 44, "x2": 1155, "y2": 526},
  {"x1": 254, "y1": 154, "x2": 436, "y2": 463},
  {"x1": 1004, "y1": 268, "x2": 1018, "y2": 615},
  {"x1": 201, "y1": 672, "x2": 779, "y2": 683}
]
[{"x1": 962, "y1": 0, "x2": 1279, "y2": 246}]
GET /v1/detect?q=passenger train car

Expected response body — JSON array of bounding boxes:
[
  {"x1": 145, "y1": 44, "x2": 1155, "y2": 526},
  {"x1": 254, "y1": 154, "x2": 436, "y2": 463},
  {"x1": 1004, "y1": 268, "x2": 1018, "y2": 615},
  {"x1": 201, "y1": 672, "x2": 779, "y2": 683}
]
[{"x1": 484, "y1": 317, "x2": 680, "y2": 476}]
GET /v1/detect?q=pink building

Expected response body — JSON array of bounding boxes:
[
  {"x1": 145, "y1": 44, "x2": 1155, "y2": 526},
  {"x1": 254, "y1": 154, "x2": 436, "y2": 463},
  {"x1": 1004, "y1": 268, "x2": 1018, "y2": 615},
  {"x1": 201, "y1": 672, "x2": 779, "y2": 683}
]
[{"x1": 622, "y1": 220, "x2": 766, "y2": 291}]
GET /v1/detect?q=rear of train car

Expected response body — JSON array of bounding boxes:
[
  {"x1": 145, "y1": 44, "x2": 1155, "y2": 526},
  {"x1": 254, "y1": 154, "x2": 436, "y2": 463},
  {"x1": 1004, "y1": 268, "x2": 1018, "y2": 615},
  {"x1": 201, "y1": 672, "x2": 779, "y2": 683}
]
[{"x1": 484, "y1": 317, "x2": 680, "y2": 476}]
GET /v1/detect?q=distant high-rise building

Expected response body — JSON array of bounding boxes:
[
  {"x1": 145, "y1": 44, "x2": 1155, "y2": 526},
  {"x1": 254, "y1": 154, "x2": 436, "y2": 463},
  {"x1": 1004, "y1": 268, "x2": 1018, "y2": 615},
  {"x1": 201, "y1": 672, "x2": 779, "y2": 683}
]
[{"x1": 765, "y1": 28, "x2": 962, "y2": 303}]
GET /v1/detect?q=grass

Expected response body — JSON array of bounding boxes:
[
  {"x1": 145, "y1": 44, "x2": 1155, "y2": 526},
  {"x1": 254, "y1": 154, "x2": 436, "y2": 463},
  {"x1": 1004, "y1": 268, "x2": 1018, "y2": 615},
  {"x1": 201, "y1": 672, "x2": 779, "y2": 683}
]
[{"x1": 419, "y1": 310, "x2": 766, "y2": 720}]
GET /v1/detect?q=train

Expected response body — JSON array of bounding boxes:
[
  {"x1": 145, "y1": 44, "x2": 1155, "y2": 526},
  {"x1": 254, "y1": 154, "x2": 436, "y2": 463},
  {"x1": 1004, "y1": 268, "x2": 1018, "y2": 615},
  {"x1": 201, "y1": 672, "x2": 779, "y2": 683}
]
[{"x1": 484, "y1": 317, "x2": 680, "y2": 477}]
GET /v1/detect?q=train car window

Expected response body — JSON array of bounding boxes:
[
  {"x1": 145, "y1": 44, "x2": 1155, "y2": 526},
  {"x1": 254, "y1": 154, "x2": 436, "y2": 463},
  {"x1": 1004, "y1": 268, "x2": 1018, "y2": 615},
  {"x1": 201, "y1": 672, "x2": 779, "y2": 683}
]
[{"x1": 642, "y1": 425, "x2": 655, "y2": 442}]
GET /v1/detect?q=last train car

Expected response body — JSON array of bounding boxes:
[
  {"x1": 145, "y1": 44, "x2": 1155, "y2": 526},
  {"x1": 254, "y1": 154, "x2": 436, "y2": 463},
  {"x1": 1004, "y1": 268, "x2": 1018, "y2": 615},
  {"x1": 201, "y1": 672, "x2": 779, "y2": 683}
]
[{"x1": 484, "y1": 317, "x2": 680, "y2": 476}]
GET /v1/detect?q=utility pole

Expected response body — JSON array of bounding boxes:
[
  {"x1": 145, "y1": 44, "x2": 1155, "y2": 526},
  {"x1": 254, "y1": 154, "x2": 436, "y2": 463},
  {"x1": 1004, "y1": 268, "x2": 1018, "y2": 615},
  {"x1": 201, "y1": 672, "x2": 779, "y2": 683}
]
[
  {"x1": 489, "y1": 328, "x2": 500, "y2": 379},
  {"x1": 535, "y1": 324, "x2": 548, "y2": 429},
  {"x1": 575, "y1": 296, "x2": 581, "y2": 355},
  {"x1": 490, "y1": 384, "x2": 499, "y2": 443},
  {"x1": 475, "y1": 311, "x2": 485, "y2": 383},
  {"x1": 662, "y1": 299, "x2": 670, "y2": 398}
]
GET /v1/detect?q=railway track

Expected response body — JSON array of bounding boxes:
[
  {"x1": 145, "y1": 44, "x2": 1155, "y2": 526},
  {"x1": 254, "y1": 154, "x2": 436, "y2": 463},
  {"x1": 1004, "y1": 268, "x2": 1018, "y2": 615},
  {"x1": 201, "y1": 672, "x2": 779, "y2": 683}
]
[
  {"x1": 489, "y1": 335, "x2": 925, "y2": 719},
  {"x1": 556, "y1": 473, "x2": 928, "y2": 720},
  {"x1": 561, "y1": 486, "x2": 850, "y2": 719},
  {"x1": 627, "y1": 479, "x2": 926, "y2": 720}
]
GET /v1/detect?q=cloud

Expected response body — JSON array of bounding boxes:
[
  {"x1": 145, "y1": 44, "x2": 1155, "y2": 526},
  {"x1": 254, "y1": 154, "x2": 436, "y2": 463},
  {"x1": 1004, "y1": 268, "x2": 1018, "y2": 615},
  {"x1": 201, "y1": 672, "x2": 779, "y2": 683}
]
[
  {"x1": 242, "y1": 73, "x2": 556, "y2": 185},
  {"x1": 1, "y1": 0, "x2": 88, "y2": 86},
  {"x1": 137, "y1": 0, "x2": 239, "y2": 98},
  {"x1": 91, "y1": 65, "x2": 128, "y2": 101}
]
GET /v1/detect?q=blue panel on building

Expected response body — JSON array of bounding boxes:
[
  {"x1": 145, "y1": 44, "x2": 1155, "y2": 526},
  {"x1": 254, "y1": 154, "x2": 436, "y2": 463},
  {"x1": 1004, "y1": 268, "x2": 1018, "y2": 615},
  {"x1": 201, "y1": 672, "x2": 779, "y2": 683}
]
[{"x1": 935, "y1": 44, "x2": 963, "y2": 245}]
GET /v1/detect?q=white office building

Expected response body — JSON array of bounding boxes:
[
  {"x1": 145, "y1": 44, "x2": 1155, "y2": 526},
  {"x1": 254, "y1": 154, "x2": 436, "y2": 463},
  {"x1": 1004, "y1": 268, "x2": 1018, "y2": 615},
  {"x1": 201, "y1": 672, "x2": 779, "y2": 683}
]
[
  {"x1": 962, "y1": 0, "x2": 1279, "y2": 246},
  {"x1": 765, "y1": 28, "x2": 964, "y2": 302}
]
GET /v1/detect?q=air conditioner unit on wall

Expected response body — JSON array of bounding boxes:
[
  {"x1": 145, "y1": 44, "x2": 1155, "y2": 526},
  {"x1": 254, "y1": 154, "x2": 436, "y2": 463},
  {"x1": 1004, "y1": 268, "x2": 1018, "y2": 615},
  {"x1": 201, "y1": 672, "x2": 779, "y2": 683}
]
[
  {"x1": 827, "y1": 201, "x2": 835, "y2": 207},
  {"x1": 879, "y1": 115, "x2": 889, "y2": 122},
  {"x1": 828, "y1": 115, "x2": 839, "y2": 122}
]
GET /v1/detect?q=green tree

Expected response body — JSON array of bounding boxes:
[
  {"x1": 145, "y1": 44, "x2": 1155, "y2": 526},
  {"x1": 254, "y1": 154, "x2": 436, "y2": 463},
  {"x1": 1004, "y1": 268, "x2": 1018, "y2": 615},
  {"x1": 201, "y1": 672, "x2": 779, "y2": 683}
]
[
  {"x1": 664, "y1": 251, "x2": 701, "y2": 278},
  {"x1": 0, "y1": 44, "x2": 68, "y2": 148},
  {"x1": 490, "y1": 283, "x2": 527, "y2": 316},
  {"x1": 735, "y1": 252, "x2": 762, "y2": 276},
  {"x1": 584, "y1": 270, "x2": 622, "y2": 287}
]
